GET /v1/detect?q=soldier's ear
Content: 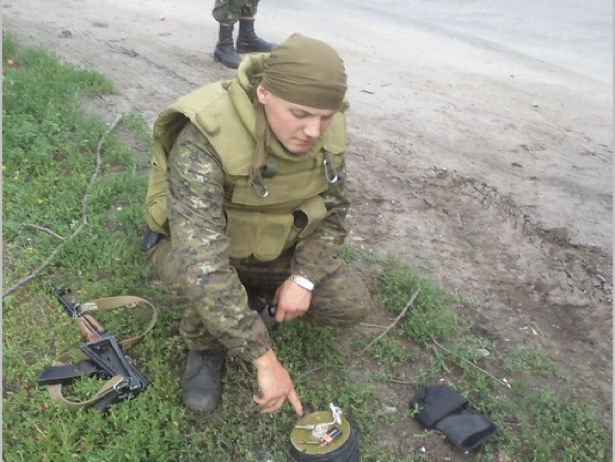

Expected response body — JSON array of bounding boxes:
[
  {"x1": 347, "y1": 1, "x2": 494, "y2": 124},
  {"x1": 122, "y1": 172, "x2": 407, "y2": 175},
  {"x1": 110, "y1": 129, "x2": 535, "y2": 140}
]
[{"x1": 256, "y1": 84, "x2": 270, "y2": 105}]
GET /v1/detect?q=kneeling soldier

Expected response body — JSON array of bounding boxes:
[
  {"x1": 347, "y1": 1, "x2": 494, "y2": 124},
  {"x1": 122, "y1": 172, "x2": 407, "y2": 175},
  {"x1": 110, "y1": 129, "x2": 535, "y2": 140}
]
[{"x1": 143, "y1": 34, "x2": 373, "y2": 415}]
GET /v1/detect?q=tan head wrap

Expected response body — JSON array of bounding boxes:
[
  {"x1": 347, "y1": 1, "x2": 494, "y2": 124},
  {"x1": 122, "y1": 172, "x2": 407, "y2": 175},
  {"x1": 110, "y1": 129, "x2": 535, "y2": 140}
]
[
  {"x1": 261, "y1": 33, "x2": 347, "y2": 110},
  {"x1": 242, "y1": 34, "x2": 347, "y2": 178}
]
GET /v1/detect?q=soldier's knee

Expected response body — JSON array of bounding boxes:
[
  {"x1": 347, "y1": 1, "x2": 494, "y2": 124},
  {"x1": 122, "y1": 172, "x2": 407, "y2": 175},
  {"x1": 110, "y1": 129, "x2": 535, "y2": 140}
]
[
  {"x1": 340, "y1": 294, "x2": 373, "y2": 325},
  {"x1": 308, "y1": 267, "x2": 374, "y2": 326},
  {"x1": 308, "y1": 292, "x2": 373, "y2": 327},
  {"x1": 355, "y1": 297, "x2": 373, "y2": 323}
]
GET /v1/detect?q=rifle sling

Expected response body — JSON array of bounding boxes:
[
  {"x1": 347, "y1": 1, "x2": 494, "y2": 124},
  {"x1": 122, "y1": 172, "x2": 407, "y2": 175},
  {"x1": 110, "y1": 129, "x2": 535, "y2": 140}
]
[{"x1": 38, "y1": 359, "x2": 101, "y2": 386}]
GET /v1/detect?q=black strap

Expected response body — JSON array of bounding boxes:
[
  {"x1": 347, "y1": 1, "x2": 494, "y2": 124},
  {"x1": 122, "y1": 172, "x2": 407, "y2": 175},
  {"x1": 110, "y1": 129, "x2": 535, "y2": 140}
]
[{"x1": 37, "y1": 360, "x2": 101, "y2": 385}]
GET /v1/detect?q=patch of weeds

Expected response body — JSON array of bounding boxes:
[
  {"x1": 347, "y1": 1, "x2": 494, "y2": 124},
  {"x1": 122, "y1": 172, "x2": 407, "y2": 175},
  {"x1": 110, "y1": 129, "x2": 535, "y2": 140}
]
[
  {"x1": 116, "y1": 111, "x2": 154, "y2": 169},
  {"x1": 121, "y1": 111, "x2": 153, "y2": 147},
  {"x1": 341, "y1": 243, "x2": 382, "y2": 268},
  {"x1": 509, "y1": 344, "x2": 560, "y2": 378},
  {"x1": 374, "y1": 256, "x2": 459, "y2": 344},
  {"x1": 341, "y1": 243, "x2": 358, "y2": 264},
  {"x1": 370, "y1": 337, "x2": 421, "y2": 369}
]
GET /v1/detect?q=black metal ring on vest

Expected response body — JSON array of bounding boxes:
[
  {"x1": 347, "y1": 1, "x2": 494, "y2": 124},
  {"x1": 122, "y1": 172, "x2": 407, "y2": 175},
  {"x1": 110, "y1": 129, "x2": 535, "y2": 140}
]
[{"x1": 323, "y1": 151, "x2": 338, "y2": 184}]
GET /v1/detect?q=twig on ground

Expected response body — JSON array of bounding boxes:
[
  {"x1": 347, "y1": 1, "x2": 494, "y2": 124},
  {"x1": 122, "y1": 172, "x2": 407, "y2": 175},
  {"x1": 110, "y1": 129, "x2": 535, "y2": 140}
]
[
  {"x1": 378, "y1": 378, "x2": 416, "y2": 385},
  {"x1": 3, "y1": 114, "x2": 123, "y2": 298},
  {"x1": 23, "y1": 224, "x2": 65, "y2": 240},
  {"x1": 437, "y1": 99, "x2": 458, "y2": 111},
  {"x1": 360, "y1": 323, "x2": 388, "y2": 329},
  {"x1": 431, "y1": 337, "x2": 511, "y2": 389},
  {"x1": 360, "y1": 289, "x2": 420, "y2": 355},
  {"x1": 296, "y1": 365, "x2": 328, "y2": 379}
]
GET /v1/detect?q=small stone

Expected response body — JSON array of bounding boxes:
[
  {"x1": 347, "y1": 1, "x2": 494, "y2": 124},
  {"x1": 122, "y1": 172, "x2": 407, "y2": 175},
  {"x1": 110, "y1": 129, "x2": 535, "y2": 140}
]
[{"x1": 475, "y1": 348, "x2": 491, "y2": 358}]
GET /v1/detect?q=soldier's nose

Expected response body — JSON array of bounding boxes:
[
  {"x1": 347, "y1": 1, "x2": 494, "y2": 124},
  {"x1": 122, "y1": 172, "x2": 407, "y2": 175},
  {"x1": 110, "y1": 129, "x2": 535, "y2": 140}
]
[{"x1": 303, "y1": 119, "x2": 320, "y2": 138}]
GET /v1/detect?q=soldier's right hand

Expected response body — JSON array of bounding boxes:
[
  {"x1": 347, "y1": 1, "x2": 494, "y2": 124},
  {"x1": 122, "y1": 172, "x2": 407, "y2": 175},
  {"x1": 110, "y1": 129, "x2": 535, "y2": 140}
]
[
  {"x1": 273, "y1": 278, "x2": 312, "y2": 323},
  {"x1": 252, "y1": 349, "x2": 303, "y2": 415}
]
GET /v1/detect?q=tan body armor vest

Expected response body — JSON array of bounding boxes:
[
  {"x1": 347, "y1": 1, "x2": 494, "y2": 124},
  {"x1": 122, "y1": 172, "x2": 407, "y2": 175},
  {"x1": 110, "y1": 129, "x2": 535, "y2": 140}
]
[{"x1": 144, "y1": 79, "x2": 346, "y2": 262}]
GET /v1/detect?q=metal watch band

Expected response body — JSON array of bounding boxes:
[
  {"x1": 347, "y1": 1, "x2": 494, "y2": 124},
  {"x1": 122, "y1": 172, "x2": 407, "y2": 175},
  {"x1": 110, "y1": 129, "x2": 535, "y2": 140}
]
[{"x1": 289, "y1": 274, "x2": 315, "y2": 292}]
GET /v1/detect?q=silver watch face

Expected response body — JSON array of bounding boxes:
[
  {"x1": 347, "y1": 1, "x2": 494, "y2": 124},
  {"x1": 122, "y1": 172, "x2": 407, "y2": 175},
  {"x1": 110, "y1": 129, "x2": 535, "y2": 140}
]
[{"x1": 290, "y1": 275, "x2": 314, "y2": 291}]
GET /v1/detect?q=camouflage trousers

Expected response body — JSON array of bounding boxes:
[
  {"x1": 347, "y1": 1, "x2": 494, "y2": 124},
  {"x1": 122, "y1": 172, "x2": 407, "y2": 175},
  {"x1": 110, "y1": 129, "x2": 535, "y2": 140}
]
[
  {"x1": 213, "y1": 0, "x2": 260, "y2": 26},
  {"x1": 147, "y1": 238, "x2": 373, "y2": 352}
]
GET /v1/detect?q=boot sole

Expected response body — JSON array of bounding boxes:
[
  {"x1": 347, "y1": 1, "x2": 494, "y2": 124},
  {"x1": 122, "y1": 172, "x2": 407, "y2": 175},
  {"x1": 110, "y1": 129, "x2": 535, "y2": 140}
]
[
  {"x1": 236, "y1": 45, "x2": 275, "y2": 54},
  {"x1": 213, "y1": 54, "x2": 239, "y2": 69}
]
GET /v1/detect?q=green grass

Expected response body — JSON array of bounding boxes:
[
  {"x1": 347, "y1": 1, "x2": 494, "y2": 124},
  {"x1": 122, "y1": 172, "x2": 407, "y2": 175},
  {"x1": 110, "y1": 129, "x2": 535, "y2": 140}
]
[{"x1": 2, "y1": 35, "x2": 612, "y2": 462}]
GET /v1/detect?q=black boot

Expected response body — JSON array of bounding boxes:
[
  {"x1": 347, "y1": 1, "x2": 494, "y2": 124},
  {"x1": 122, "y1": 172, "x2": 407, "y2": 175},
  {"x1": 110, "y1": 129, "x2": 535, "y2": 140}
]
[
  {"x1": 236, "y1": 18, "x2": 276, "y2": 53},
  {"x1": 181, "y1": 349, "x2": 225, "y2": 412},
  {"x1": 214, "y1": 24, "x2": 241, "y2": 69}
]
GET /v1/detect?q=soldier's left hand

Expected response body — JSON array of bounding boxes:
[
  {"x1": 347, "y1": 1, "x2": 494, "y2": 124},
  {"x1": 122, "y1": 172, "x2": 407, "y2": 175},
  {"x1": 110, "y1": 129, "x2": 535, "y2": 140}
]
[{"x1": 273, "y1": 279, "x2": 312, "y2": 322}]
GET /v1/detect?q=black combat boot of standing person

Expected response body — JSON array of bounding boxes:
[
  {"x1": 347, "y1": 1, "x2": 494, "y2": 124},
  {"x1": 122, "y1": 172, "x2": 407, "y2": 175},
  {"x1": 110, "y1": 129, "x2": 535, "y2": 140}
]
[
  {"x1": 214, "y1": 24, "x2": 241, "y2": 69},
  {"x1": 181, "y1": 349, "x2": 225, "y2": 412},
  {"x1": 236, "y1": 18, "x2": 276, "y2": 53}
]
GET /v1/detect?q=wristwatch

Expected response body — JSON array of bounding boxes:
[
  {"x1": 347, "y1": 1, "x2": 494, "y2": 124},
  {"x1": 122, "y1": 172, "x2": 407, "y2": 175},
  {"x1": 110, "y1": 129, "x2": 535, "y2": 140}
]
[{"x1": 289, "y1": 274, "x2": 315, "y2": 292}]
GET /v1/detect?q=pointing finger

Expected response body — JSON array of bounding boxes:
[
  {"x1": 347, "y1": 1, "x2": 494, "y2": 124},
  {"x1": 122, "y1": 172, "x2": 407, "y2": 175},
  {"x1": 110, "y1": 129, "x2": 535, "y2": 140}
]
[{"x1": 288, "y1": 389, "x2": 303, "y2": 416}]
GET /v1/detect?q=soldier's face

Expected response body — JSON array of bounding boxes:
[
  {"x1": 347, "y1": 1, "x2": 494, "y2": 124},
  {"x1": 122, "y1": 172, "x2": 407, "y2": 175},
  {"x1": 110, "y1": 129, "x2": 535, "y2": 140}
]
[{"x1": 256, "y1": 85, "x2": 336, "y2": 154}]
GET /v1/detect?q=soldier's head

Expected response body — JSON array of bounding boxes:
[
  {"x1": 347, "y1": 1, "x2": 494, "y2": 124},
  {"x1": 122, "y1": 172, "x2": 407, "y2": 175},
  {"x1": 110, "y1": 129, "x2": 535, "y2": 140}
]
[{"x1": 256, "y1": 34, "x2": 347, "y2": 154}]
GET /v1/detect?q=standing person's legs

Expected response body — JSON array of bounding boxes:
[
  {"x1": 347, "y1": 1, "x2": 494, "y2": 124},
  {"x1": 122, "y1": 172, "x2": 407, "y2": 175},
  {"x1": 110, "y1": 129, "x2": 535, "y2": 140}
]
[
  {"x1": 212, "y1": 0, "x2": 246, "y2": 68},
  {"x1": 212, "y1": 0, "x2": 275, "y2": 68},
  {"x1": 212, "y1": 0, "x2": 249, "y2": 27},
  {"x1": 234, "y1": 1, "x2": 276, "y2": 54}
]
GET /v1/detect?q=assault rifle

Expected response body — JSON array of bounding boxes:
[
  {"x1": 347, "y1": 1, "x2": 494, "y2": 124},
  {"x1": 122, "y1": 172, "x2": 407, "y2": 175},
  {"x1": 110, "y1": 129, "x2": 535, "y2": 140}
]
[{"x1": 38, "y1": 286, "x2": 149, "y2": 412}]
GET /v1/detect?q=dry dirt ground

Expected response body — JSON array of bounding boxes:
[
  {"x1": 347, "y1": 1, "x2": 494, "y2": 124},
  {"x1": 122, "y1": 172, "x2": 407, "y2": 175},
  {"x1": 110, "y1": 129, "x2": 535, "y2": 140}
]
[{"x1": 4, "y1": 0, "x2": 612, "y2": 438}]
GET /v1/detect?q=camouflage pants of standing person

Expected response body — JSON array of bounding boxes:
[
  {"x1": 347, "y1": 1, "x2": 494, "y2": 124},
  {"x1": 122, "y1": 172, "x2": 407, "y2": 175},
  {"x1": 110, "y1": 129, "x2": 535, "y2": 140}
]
[
  {"x1": 213, "y1": 0, "x2": 260, "y2": 26},
  {"x1": 147, "y1": 238, "x2": 374, "y2": 353}
]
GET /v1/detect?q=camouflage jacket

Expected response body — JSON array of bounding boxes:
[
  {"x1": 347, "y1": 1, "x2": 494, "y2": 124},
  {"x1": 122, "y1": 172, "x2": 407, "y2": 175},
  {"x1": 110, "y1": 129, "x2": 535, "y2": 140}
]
[{"x1": 165, "y1": 122, "x2": 350, "y2": 361}]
